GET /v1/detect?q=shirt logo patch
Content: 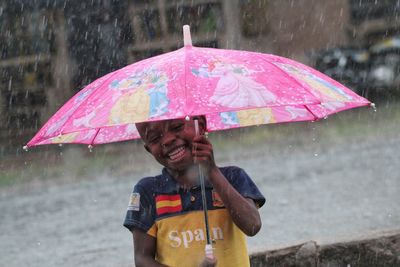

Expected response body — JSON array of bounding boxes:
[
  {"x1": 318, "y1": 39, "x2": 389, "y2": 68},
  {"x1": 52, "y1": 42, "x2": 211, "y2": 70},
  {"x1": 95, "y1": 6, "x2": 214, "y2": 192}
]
[
  {"x1": 127, "y1": 193, "x2": 140, "y2": 211},
  {"x1": 212, "y1": 190, "x2": 224, "y2": 207},
  {"x1": 155, "y1": 194, "x2": 182, "y2": 215}
]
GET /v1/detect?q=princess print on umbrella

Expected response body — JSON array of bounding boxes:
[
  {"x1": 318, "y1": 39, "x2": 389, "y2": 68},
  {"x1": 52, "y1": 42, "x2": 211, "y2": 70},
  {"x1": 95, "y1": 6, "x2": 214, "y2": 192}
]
[
  {"x1": 108, "y1": 67, "x2": 170, "y2": 124},
  {"x1": 191, "y1": 59, "x2": 276, "y2": 108}
]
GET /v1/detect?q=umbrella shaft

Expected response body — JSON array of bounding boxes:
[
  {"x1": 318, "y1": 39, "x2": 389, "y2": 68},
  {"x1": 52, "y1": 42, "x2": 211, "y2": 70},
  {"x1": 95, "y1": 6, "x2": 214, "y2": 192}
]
[
  {"x1": 194, "y1": 118, "x2": 211, "y2": 245},
  {"x1": 199, "y1": 164, "x2": 211, "y2": 245}
]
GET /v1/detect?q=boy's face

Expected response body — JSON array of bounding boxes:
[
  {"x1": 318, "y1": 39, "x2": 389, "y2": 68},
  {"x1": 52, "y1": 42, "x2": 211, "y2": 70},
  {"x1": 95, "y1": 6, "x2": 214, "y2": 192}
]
[{"x1": 136, "y1": 117, "x2": 206, "y2": 172}]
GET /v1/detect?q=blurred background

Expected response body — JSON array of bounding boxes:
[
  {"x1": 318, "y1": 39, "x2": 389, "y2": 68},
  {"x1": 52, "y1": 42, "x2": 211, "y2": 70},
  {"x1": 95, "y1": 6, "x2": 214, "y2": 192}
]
[
  {"x1": 0, "y1": 1, "x2": 399, "y2": 267},
  {"x1": 2, "y1": 0, "x2": 400, "y2": 154}
]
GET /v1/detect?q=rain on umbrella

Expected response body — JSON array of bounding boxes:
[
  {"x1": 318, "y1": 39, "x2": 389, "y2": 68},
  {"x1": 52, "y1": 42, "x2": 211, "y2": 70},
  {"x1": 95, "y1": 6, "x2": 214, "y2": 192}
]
[{"x1": 24, "y1": 25, "x2": 372, "y2": 257}]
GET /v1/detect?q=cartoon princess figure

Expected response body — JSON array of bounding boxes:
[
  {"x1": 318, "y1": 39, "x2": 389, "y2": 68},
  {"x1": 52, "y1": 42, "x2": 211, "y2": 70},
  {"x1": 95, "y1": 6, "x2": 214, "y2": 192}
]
[
  {"x1": 108, "y1": 68, "x2": 170, "y2": 124},
  {"x1": 192, "y1": 59, "x2": 276, "y2": 108},
  {"x1": 109, "y1": 86, "x2": 151, "y2": 124}
]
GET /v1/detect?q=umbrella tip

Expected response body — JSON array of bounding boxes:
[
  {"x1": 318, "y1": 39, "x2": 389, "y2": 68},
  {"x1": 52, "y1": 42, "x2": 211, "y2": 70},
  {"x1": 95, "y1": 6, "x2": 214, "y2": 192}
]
[
  {"x1": 370, "y1": 102, "x2": 377, "y2": 112},
  {"x1": 183, "y1": 25, "x2": 192, "y2": 47}
]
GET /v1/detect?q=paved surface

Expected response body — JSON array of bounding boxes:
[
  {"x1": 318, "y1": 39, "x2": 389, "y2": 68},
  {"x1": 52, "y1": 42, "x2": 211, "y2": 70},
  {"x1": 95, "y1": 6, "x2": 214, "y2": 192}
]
[{"x1": 1, "y1": 106, "x2": 399, "y2": 267}]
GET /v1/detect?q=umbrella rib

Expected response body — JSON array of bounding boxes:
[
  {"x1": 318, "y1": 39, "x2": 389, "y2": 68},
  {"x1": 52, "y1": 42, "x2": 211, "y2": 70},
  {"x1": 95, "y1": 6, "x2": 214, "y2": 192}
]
[
  {"x1": 253, "y1": 53, "x2": 322, "y2": 106},
  {"x1": 252, "y1": 53, "x2": 333, "y2": 122},
  {"x1": 303, "y1": 104, "x2": 320, "y2": 121},
  {"x1": 89, "y1": 127, "x2": 101, "y2": 146}
]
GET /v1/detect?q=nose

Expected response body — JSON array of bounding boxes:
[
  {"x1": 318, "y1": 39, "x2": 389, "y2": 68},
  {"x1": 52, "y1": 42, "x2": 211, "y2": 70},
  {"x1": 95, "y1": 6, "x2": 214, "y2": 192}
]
[{"x1": 161, "y1": 131, "x2": 176, "y2": 148}]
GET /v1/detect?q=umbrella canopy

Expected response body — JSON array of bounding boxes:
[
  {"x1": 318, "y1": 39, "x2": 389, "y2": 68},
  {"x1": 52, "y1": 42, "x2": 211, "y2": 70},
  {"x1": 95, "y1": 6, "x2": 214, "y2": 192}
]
[{"x1": 26, "y1": 25, "x2": 371, "y2": 148}]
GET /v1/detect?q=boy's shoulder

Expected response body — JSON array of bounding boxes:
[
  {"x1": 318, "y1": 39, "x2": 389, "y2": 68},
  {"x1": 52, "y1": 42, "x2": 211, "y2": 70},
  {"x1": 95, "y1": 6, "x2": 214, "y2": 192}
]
[
  {"x1": 219, "y1": 165, "x2": 246, "y2": 177},
  {"x1": 133, "y1": 169, "x2": 176, "y2": 194},
  {"x1": 135, "y1": 173, "x2": 163, "y2": 188}
]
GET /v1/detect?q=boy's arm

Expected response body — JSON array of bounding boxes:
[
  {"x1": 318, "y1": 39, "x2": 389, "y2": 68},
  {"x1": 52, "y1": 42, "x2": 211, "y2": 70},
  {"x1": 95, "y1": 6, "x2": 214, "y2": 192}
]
[
  {"x1": 193, "y1": 135, "x2": 262, "y2": 236},
  {"x1": 132, "y1": 229, "x2": 167, "y2": 267},
  {"x1": 208, "y1": 168, "x2": 262, "y2": 236}
]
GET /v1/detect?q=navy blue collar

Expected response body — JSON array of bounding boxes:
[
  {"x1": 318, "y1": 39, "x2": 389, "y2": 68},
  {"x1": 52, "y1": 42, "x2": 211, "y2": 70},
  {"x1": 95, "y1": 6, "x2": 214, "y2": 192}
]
[{"x1": 158, "y1": 167, "x2": 213, "y2": 194}]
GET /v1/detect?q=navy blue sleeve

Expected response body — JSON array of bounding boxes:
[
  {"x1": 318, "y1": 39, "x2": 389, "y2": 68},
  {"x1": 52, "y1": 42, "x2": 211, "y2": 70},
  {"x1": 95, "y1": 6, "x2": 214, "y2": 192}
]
[
  {"x1": 222, "y1": 166, "x2": 266, "y2": 208},
  {"x1": 123, "y1": 181, "x2": 155, "y2": 232}
]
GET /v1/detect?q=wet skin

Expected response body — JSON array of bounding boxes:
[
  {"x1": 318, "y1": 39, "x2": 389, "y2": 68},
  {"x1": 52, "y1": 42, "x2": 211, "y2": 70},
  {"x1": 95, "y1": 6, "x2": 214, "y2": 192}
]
[
  {"x1": 137, "y1": 119, "x2": 205, "y2": 183},
  {"x1": 132, "y1": 117, "x2": 262, "y2": 267},
  {"x1": 136, "y1": 117, "x2": 209, "y2": 186}
]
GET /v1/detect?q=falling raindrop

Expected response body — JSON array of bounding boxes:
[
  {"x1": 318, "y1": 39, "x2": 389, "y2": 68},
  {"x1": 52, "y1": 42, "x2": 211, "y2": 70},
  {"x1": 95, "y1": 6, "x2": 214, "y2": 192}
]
[{"x1": 8, "y1": 77, "x2": 12, "y2": 91}]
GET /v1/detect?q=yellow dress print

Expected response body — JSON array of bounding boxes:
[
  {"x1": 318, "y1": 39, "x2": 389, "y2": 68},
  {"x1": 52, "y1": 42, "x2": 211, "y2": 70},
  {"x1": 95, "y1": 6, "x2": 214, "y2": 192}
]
[
  {"x1": 109, "y1": 86, "x2": 150, "y2": 124},
  {"x1": 237, "y1": 108, "x2": 275, "y2": 126},
  {"x1": 275, "y1": 63, "x2": 352, "y2": 102},
  {"x1": 51, "y1": 132, "x2": 79, "y2": 144},
  {"x1": 300, "y1": 76, "x2": 349, "y2": 101}
]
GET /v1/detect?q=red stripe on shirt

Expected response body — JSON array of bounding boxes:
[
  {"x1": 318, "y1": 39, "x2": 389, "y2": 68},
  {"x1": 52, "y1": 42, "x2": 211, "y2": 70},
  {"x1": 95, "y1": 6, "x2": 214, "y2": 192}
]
[{"x1": 156, "y1": 194, "x2": 181, "y2": 202}]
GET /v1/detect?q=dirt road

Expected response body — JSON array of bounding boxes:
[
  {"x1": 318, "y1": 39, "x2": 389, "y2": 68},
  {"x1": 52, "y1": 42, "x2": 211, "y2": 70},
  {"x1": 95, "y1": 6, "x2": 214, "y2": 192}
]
[{"x1": 1, "y1": 105, "x2": 399, "y2": 267}]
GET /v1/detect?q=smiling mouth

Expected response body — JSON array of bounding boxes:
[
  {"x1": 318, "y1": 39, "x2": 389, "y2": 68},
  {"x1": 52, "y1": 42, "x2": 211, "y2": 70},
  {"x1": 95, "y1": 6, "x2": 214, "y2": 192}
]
[{"x1": 167, "y1": 146, "x2": 187, "y2": 162}]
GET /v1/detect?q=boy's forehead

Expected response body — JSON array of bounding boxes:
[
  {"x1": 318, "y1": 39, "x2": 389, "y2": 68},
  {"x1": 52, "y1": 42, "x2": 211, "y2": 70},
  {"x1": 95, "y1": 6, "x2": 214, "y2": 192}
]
[{"x1": 136, "y1": 121, "x2": 160, "y2": 137}]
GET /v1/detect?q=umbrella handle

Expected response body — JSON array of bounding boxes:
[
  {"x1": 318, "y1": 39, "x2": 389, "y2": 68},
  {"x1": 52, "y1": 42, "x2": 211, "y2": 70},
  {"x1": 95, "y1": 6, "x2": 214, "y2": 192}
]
[{"x1": 205, "y1": 244, "x2": 215, "y2": 259}]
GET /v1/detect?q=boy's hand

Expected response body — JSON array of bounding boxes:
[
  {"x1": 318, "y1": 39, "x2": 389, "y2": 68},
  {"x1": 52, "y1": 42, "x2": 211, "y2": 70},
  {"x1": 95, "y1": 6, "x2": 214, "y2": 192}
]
[
  {"x1": 192, "y1": 135, "x2": 217, "y2": 174},
  {"x1": 199, "y1": 256, "x2": 217, "y2": 267}
]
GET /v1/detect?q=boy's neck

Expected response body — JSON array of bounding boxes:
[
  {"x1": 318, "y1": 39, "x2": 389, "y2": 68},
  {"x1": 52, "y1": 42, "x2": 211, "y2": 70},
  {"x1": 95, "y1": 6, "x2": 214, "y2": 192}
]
[{"x1": 166, "y1": 166, "x2": 198, "y2": 188}]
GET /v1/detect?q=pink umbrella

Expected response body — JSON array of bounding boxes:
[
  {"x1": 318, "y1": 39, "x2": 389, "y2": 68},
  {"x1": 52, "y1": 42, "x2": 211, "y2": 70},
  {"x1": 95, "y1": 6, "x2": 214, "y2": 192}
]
[{"x1": 25, "y1": 25, "x2": 371, "y2": 149}]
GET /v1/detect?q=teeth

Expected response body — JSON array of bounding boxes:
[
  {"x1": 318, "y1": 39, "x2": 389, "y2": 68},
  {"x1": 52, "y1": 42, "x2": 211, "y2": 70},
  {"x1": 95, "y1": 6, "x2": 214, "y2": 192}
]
[{"x1": 168, "y1": 146, "x2": 185, "y2": 160}]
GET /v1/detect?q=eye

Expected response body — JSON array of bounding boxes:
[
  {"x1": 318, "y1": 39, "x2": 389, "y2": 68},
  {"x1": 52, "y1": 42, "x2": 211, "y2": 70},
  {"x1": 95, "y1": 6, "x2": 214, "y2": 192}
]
[
  {"x1": 171, "y1": 123, "x2": 184, "y2": 131},
  {"x1": 148, "y1": 135, "x2": 161, "y2": 144}
]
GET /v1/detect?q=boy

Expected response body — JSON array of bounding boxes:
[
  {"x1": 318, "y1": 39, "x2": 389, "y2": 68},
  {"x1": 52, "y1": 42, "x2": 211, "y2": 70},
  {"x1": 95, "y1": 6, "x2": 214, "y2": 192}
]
[{"x1": 123, "y1": 116, "x2": 265, "y2": 267}]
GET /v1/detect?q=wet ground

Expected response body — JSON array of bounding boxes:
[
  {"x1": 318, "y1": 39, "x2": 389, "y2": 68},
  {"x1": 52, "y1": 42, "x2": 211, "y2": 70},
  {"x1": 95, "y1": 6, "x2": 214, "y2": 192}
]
[{"x1": 1, "y1": 103, "x2": 399, "y2": 267}]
